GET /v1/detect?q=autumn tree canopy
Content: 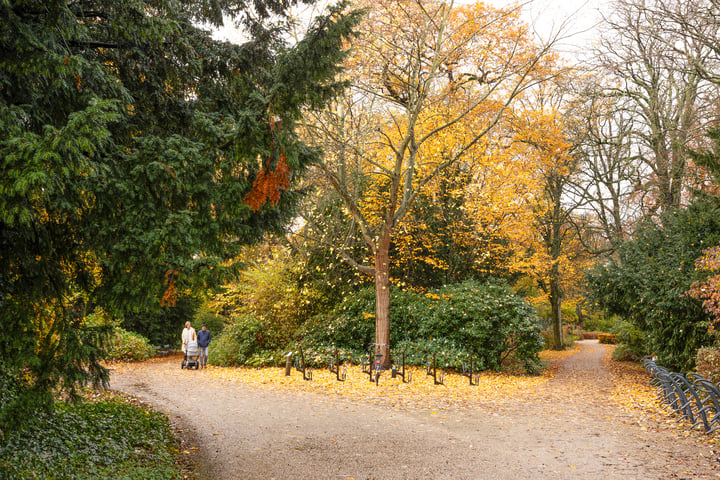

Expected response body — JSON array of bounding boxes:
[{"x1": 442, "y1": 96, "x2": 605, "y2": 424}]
[
  {"x1": 506, "y1": 69, "x2": 593, "y2": 349},
  {"x1": 302, "y1": 0, "x2": 557, "y2": 366}
]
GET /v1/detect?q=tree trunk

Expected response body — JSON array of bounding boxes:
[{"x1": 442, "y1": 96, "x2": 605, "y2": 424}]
[
  {"x1": 374, "y1": 231, "x2": 392, "y2": 369},
  {"x1": 550, "y1": 262, "x2": 564, "y2": 350},
  {"x1": 575, "y1": 303, "x2": 586, "y2": 331}
]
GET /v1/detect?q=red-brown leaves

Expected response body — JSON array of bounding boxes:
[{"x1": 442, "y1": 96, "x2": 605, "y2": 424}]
[
  {"x1": 160, "y1": 269, "x2": 178, "y2": 307},
  {"x1": 243, "y1": 118, "x2": 292, "y2": 211},
  {"x1": 243, "y1": 153, "x2": 290, "y2": 212}
]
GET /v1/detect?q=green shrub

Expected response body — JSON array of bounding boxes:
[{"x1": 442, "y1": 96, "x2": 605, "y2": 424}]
[
  {"x1": 209, "y1": 249, "x2": 328, "y2": 367},
  {"x1": 0, "y1": 397, "x2": 181, "y2": 479},
  {"x1": 193, "y1": 306, "x2": 225, "y2": 336},
  {"x1": 211, "y1": 315, "x2": 280, "y2": 367},
  {"x1": 105, "y1": 328, "x2": 155, "y2": 362},
  {"x1": 588, "y1": 201, "x2": 720, "y2": 371},
  {"x1": 582, "y1": 313, "x2": 618, "y2": 333},
  {"x1": 696, "y1": 347, "x2": 720, "y2": 384},
  {"x1": 393, "y1": 338, "x2": 469, "y2": 370},
  {"x1": 424, "y1": 281, "x2": 544, "y2": 373},
  {"x1": 299, "y1": 287, "x2": 419, "y2": 360},
  {"x1": 300, "y1": 279, "x2": 544, "y2": 374},
  {"x1": 610, "y1": 320, "x2": 647, "y2": 361}
]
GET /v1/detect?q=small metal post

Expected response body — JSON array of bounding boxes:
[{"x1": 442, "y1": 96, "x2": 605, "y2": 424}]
[
  {"x1": 328, "y1": 349, "x2": 345, "y2": 382},
  {"x1": 365, "y1": 349, "x2": 374, "y2": 382},
  {"x1": 463, "y1": 354, "x2": 478, "y2": 386},
  {"x1": 284, "y1": 351, "x2": 293, "y2": 376},
  {"x1": 295, "y1": 346, "x2": 312, "y2": 381},
  {"x1": 392, "y1": 352, "x2": 411, "y2": 383},
  {"x1": 430, "y1": 353, "x2": 443, "y2": 385}
]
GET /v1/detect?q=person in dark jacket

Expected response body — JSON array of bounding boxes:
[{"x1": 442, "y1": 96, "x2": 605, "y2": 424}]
[{"x1": 197, "y1": 324, "x2": 211, "y2": 368}]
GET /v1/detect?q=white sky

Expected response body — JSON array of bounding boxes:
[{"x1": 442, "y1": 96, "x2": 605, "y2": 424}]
[
  {"x1": 483, "y1": 0, "x2": 610, "y2": 56},
  {"x1": 213, "y1": 0, "x2": 611, "y2": 60}
]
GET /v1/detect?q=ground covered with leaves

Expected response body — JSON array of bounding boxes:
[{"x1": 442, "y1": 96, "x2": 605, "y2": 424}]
[
  {"x1": 202, "y1": 347, "x2": 581, "y2": 411},
  {"x1": 111, "y1": 345, "x2": 662, "y2": 415},
  {"x1": 110, "y1": 341, "x2": 720, "y2": 479}
]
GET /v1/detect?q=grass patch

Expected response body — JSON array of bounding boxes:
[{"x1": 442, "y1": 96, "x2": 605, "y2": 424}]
[{"x1": 0, "y1": 394, "x2": 183, "y2": 480}]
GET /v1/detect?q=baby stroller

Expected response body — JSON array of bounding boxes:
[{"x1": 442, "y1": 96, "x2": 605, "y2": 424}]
[{"x1": 181, "y1": 339, "x2": 200, "y2": 369}]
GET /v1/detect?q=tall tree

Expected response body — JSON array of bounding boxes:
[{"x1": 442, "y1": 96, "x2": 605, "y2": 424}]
[
  {"x1": 303, "y1": 0, "x2": 556, "y2": 366},
  {"x1": 0, "y1": 0, "x2": 360, "y2": 423},
  {"x1": 508, "y1": 70, "x2": 589, "y2": 349},
  {"x1": 592, "y1": 0, "x2": 720, "y2": 214},
  {"x1": 570, "y1": 78, "x2": 642, "y2": 252}
]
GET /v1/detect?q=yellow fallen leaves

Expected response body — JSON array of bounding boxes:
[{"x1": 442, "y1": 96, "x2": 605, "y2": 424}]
[
  {"x1": 206, "y1": 363, "x2": 551, "y2": 410},
  {"x1": 603, "y1": 349, "x2": 663, "y2": 416},
  {"x1": 539, "y1": 344, "x2": 583, "y2": 367},
  {"x1": 193, "y1": 348, "x2": 589, "y2": 411},
  {"x1": 116, "y1": 343, "x2": 671, "y2": 420}
]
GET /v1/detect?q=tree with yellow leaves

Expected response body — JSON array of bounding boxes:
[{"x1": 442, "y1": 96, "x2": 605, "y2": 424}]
[
  {"x1": 302, "y1": 0, "x2": 558, "y2": 366},
  {"x1": 507, "y1": 69, "x2": 594, "y2": 349}
]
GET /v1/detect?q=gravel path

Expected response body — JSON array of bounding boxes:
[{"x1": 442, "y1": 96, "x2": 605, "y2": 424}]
[{"x1": 110, "y1": 341, "x2": 720, "y2": 479}]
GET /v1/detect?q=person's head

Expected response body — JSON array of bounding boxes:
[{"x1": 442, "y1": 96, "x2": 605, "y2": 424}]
[
  {"x1": 185, "y1": 321, "x2": 191, "y2": 329},
  {"x1": 201, "y1": 324, "x2": 207, "y2": 331}
]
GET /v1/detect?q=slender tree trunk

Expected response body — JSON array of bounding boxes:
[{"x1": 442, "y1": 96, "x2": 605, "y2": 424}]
[
  {"x1": 550, "y1": 262, "x2": 564, "y2": 350},
  {"x1": 374, "y1": 230, "x2": 392, "y2": 369}
]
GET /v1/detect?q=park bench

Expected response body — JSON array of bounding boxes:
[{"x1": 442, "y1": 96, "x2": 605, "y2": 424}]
[{"x1": 155, "y1": 344, "x2": 172, "y2": 357}]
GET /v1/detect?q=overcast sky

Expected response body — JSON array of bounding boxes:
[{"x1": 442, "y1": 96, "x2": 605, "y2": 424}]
[
  {"x1": 484, "y1": 0, "x2": 610, "y2": 56},
  {"x1": 213, "y1": 0, "x2": 611, "y2": 59}
]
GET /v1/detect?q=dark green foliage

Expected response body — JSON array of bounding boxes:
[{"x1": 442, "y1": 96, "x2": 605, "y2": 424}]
[
  {"x1": 193, "y1": 306, "x2": 226, "y2": 337},
  {"x1": 0, "y1": 0, "x2": 362, "y2": 426},
  {"x1": 427, "y1": 281, "x2": 544, "y2": 372},
  {"x1": 610, "y1": 320, "x2": 647, "y2": 361},
  {"x1": 689, "y1": 128, "x2": 720, "y2": 206},
  {"x1": 211, "y1": 315, "x2": 278, "y2": 367},
  {"x1": 588, "y1": 201, "x2": 720, "y2": 371},
  {"x1": 123, "y1": 296, "x2": 200, "y2": 347},
  {"x1": 209, "y1": 247, "x2": 329, "y2": 367},
  {"x1": 105, "y1": 328, "x2": 156, "y2": 362},
  {"x1": 0, "y1": 398, "x2": 181, "y2": 479},
  {"x1": 300, "y1": 280, "x2": 544, "y2": 373},
  {"x1": 298, "y1": 287, "x2": 418, "y2": 364},
  {"x1": 582, "y1": 313, "x2": 618, "y2": 333}
]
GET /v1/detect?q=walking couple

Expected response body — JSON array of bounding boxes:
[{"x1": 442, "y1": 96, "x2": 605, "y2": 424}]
[{"x1": 181, "y1": 321, "x2": 211, "y2": 368}]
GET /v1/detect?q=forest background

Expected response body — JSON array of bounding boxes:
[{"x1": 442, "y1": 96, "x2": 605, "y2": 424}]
[{"x1": 4, "y1": 0, "x2": 720, "y2": 432}]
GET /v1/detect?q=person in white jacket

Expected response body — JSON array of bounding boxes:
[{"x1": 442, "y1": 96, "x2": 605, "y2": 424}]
[{"x1": 181, "y1": 321, "x2": 196, "y2": 353}]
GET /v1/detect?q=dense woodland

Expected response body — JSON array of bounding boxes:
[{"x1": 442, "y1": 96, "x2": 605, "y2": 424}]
[{"x1": 3, "y1": 0, "x2": 720, "y2": 430}]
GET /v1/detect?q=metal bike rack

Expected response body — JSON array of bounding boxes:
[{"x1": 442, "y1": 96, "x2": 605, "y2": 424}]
[
  {"x1": 327, "y1": 349, "x2": 347, "y2": 382},
  {"x1": 462, "y1": 354, "x2": 480, "y2": 386},
  {"x1": 293, "y1": 346, "x2": 313, "y2": 381},
  {"x1": 426, "y1": 353, "x2": 444, "y2": 385},
  {"x1": 362, "y1": 346, "x2": 384, "y2": 385},
  {"x1": 391, "y1": 352, "x2": 412, "y2": 383}
]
